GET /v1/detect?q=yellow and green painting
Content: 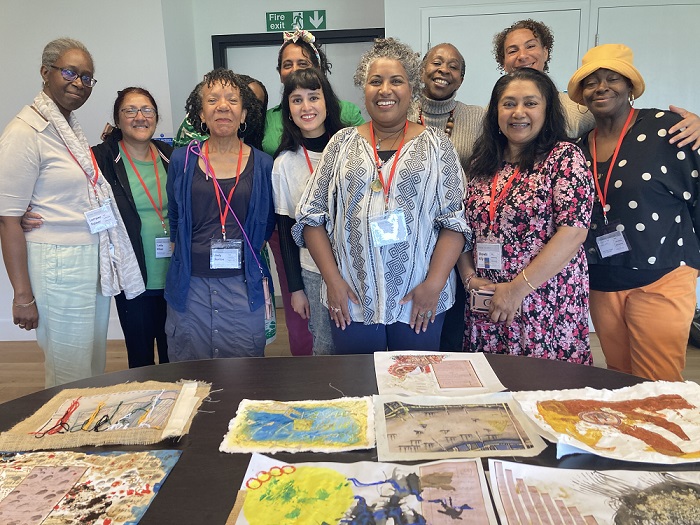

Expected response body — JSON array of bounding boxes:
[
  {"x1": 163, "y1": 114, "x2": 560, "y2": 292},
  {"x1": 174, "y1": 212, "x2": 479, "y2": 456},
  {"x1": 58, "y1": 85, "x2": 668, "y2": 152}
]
[{"x1": 232, "y1": 453, "x2": 498, "y2": 524}]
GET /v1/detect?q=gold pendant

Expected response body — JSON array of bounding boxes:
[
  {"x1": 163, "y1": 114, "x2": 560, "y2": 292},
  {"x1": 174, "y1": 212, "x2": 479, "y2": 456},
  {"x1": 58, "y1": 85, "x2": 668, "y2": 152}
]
[{"x1": 370, "y1": 179, "x2": 383, "y2": 192}]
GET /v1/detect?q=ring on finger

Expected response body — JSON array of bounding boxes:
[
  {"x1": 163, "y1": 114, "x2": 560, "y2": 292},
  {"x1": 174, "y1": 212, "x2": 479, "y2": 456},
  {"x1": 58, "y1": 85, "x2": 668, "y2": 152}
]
[
  {"x1": 330, "y1": 306, "x2": 341, "y2": 313},
  {"x1": 418, "y1": 312, "x2": 425, "y2": 318},
  {"x1": 426, "y1": 310, "x2": 433, "y2": 318},
  {"x1": 18, "y1": 324, "x2": 25, "y2": 328}
]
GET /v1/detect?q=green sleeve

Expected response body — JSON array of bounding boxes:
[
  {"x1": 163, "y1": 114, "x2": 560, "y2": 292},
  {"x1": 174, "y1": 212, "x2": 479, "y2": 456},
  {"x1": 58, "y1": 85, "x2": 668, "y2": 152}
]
[
  {"x1": 262, "y1": 106, "x2": 283, "y2": 157},
  {"x1": 339, "y1": 100, "x2": 365, "y2": 126}
]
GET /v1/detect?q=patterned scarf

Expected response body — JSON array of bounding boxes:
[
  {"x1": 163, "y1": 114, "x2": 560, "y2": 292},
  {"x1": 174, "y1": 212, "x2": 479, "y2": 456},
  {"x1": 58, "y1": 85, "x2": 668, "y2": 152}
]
[{"x1": 32, "y1": 91, "x2": 145, "y2": 299}]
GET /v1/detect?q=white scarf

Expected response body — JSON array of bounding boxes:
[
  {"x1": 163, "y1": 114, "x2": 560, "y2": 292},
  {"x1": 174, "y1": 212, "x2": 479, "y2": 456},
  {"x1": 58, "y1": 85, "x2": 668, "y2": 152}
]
[{"x1": 32, "y1": 91, "x2": 145, "y2": 299}]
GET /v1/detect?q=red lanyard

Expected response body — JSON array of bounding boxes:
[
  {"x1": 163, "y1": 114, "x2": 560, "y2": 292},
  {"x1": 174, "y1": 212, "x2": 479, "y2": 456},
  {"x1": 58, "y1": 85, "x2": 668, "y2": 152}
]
[
  {"x1": 204, "y1": 140, "x2": 243, "y2": 239},
  {"x1": 591, "y1": 107, "x2": 635, "y2": 225},
  {"x1": 121, "y1": 141, "x2": 167, "y2": 235},
  {"x1": 489, "y1": 166, "x2": 521, "y2": 230},
  {"x1": 302, "y1": 146, "x2": 314, "y2": 175},
  {"x1": 369, "y1": 120, "x2": 409, "y2": 204},
  {"x1": 67, "y1": 147, "x2": 101, "y2": 200}
]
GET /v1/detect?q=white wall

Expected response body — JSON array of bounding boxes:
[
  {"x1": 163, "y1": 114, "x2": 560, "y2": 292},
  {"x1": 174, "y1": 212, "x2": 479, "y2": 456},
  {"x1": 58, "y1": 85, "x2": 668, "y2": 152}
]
[{"x1": 0, "y1": 0, "x2": 384, "y2": 341}]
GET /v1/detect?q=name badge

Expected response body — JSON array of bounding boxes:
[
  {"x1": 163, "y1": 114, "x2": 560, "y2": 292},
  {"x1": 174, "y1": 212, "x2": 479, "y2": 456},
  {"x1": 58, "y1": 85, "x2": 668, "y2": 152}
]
[
  {"x1": 595, "y1": 227, "x2": 630, "y2": 258},
  {"x1": 210, "y1": 238, "x2": 242, "y2": 269},
  {"x1": 84, "y1": 199, "x2": 117, "y2": 234},
  {"x1": 369, "y1": 208, "x2": 408, "y2": 247},
  {"x1": 476, "y1": 241, "x2": 503, "y2": 271},
  {"x1": 155, "y1": 237, "x2": 173, "y2": 258}
]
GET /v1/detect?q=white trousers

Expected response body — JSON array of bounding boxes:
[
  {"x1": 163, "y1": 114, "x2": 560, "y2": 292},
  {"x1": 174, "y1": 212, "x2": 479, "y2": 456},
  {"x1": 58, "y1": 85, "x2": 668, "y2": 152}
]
[{"x1": 27, "y1": 242, "x2": 110, "y2": 387}]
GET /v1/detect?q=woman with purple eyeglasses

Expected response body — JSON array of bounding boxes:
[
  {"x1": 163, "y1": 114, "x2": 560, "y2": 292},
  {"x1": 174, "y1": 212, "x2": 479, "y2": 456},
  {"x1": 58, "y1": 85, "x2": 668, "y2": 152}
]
[{"x1": 0, "y1": 37, "x2": 143, "y2": 387}]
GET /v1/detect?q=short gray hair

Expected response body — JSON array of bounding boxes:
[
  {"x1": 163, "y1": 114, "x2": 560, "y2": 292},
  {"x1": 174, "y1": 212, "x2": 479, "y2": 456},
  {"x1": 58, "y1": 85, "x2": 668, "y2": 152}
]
[
  {"x1": 353, "y1": 38, "x2": 422, "y2": 100},
  {"x1": 41, "y1": 37, "x2": 93, "y2": 70}
]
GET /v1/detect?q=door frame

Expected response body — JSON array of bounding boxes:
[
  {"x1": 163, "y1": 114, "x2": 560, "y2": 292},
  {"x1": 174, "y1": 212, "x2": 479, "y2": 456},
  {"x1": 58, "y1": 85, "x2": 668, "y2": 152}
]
[{"x1": 211, "y1": 28, "x2": 386, "y2": 69}]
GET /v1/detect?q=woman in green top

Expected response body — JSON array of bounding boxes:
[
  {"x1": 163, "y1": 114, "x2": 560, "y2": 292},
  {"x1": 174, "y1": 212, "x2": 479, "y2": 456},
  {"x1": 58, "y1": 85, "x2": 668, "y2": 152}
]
[
  {"x1": 264, "y1": 29, "x2": 365, "y2": 356},
  {"x1": 262, "y1": 29, "x2": 365, "y2": 156},
  {"x1": 23, "y1": 87, "x2": 173, "y2": 368}
]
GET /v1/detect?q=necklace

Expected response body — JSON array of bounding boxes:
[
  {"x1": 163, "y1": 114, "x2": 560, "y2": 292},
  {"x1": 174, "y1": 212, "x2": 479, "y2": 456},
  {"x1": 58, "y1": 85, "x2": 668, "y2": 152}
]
[
  {"x1": 418, "y1": 107, "x2": 455, "y2": 138},
  {"x1": 374, "y1": 128, "x2": 403, "y2": 151}
]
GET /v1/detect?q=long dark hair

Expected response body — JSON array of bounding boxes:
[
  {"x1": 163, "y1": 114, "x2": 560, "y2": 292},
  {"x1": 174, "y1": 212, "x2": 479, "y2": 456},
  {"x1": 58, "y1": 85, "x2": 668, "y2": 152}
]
[
  {"x1": 467, "y1": 68, "x2": 566, "y2": 178},
  {"x1": 275, "y1": 68, "x2": 343, "y2": 157},
  {"x1": 277, "y1": 38, "x2": 331, "y2": 77}
]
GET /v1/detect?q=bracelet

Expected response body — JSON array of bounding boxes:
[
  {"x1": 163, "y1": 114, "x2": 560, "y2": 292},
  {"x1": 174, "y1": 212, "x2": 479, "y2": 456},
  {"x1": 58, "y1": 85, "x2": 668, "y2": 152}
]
[
  {"x1": 13, "y1": 297, "x2": 36, "y2": 308},
  {"x1": 463, "y1": 272, "x2": 476, "y2": 291},
  {"x1": 521, "y1": 270, "x2": 536, "y2": 292}
]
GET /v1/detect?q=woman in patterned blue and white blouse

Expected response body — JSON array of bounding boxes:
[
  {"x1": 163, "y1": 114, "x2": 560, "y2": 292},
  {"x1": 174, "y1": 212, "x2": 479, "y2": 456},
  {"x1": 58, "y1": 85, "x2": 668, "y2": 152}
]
[{"x1": 294, "y1": 38, "x2": 472, "y2": 354}]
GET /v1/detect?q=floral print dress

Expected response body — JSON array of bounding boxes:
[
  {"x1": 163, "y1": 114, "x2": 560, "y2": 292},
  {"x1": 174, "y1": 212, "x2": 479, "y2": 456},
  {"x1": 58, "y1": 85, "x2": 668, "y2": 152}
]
[{"x1": 464, "y1": 142, "x2": 594, "y2": 364}]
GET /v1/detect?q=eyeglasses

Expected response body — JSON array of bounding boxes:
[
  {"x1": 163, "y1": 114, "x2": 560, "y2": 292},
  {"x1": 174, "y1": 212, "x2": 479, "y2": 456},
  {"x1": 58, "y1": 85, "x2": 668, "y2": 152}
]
[
  {"x1": 49, "y1": 65, "x2": 97, "y2": 88},
  {"x1": 120, "y1": 107, "x2": 157, "y2": 119}
]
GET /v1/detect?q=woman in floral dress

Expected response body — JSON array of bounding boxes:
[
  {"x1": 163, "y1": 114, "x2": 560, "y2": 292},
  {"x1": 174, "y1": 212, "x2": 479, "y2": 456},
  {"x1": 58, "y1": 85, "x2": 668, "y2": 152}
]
[{"x1": 457, "y1": 68, "x2": 594, "y2": 364}]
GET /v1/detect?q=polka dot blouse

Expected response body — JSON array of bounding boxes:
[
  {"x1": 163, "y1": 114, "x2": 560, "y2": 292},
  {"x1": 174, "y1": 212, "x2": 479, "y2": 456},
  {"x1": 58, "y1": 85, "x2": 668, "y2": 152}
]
[{"x1": 578, "y1": 108, "x2": 700, "y2": 288}]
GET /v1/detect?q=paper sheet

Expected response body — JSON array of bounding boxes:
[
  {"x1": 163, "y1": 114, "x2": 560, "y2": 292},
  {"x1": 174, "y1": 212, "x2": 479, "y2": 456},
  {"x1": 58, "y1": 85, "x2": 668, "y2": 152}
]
[
  {"x1": 374, "y1": 351, "x2": 505, "y2": 396},
  {"x1": 513, "y1": 380, "x2": 700, "y2": 464},
  {"x1": 374, "y1": 393, "x2": 546, "y2": 461}
]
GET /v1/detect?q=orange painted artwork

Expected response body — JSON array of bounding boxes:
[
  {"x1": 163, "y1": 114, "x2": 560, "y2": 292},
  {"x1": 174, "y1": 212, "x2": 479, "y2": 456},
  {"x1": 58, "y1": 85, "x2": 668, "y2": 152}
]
[{"x1": 514, "y1": 381, "x2": 700, "y2": 464}]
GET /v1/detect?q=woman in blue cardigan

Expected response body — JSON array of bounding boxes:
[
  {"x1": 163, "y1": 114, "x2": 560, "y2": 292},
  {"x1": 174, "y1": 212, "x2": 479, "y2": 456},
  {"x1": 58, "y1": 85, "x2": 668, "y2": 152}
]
[{"x1": 165, "y1": 69, "x2": 275, "y2": 360}]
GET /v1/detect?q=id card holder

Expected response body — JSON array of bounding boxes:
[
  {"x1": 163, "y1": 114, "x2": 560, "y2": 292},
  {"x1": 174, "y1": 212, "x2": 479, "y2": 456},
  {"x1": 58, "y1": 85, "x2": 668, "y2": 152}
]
[
  {"x1": 84, "y1": 198, "x2": 117, "y2": 234},
  {"x1": 369, "y1": 208, "x2": 408, "y2": 247},
  {"x1": 155, "y1": 237, "x2": 173, "y2": 258},
  {"x1": 210, "y1": 238, "x2": 242, "y2": 269},
  {"x1": 475, "y1": 238, "x2": 503, "y2": 271},
  {"x1": 595, "y1": 220, "x2": 630, "y2": 258}
]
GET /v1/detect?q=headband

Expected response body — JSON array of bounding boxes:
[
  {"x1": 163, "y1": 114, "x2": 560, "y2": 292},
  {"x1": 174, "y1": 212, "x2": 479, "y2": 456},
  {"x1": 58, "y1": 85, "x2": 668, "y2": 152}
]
[{"x1": 282, "y1": 29, "x2": 321, "y2": 67}]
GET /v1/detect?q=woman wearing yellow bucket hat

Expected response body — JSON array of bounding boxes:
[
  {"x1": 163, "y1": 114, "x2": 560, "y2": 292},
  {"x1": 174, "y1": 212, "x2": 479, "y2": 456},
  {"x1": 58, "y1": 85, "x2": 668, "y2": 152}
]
[{"x1": 569, "y1": 43, "x2": 700, "y2": 382}]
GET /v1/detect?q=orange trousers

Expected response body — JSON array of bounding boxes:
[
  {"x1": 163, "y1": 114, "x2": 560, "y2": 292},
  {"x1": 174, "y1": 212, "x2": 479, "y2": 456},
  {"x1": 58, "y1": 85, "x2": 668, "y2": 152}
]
[{"x1": 589, "y1": 265, "x2": 697, "y2": 381}]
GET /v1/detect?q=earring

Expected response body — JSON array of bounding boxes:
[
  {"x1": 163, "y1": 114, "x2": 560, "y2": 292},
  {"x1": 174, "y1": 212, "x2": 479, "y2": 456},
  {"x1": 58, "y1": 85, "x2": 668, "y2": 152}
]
[
  {"x1": 629, "y1": 93, "x2": 635, "y2": 107},
  {"x1": 288, "y1": 114, "x2": 293, "y2": 121},
  {"x1": 200, "y1": 121, "x2": 209, "y2": 134},
  {"x1": 577, "y1": 104, "x2": 589, "y2": 114},
  {"x1": 498, "y1": 129, "x2": 502, "y2": 135},
  {"x1": 239, "y1": 122, "x2": 248, "y2": 132}
]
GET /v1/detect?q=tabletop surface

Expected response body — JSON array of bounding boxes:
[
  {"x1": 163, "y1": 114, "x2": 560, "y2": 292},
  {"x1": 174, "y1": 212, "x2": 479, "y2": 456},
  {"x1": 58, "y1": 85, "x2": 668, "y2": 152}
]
[{"x1": 0, "y1": 354, "x2": 664, "y2": 524}]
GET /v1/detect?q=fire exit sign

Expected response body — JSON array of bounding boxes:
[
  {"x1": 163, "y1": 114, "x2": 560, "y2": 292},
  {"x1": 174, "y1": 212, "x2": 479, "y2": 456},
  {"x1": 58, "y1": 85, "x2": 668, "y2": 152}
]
[{"x1": 266, "y1": 10, "x2": 326, "y2": 32}]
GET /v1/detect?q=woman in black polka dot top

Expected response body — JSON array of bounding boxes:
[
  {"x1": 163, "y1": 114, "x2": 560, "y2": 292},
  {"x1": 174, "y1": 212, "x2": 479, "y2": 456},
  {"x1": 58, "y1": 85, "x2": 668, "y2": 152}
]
[{"x1": 568, "y1": 43, "x2": 700, "y2": 382}]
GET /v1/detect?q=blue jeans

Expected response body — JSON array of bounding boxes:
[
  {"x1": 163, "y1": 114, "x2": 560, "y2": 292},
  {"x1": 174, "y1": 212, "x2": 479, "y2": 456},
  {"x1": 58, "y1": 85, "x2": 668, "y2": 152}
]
[
  {"x1": 330, "y1": 313, "x2": 446, "y2": 354},
  {"x1": 301, "y1": 269, "x2": 335, "y2": 355}
]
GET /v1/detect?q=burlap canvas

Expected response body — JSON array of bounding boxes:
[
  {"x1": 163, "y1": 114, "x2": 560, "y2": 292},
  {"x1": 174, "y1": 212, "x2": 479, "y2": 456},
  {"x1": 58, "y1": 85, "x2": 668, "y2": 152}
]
[{"x1": 0, "y1": 380, "x2": 210, "y2": 451}]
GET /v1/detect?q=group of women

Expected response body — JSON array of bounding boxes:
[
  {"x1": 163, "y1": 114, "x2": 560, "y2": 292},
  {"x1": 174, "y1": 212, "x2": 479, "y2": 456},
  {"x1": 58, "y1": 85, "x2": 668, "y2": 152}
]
[{"x1": 1, "y1": 20, "x2": 699, "y2": 388}]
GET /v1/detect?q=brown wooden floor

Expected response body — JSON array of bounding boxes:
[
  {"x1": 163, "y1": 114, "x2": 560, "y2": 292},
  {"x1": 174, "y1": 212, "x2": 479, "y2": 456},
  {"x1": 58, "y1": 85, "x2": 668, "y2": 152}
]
[{"x1": 1, "y1": 308, "x2": 699, "y2": 405}]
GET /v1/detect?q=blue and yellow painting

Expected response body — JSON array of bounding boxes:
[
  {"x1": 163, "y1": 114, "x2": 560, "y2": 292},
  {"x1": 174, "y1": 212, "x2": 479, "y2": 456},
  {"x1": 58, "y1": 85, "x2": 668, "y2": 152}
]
[{"x1": 220, "y1": 398, "x2": 374, "y2": 453}]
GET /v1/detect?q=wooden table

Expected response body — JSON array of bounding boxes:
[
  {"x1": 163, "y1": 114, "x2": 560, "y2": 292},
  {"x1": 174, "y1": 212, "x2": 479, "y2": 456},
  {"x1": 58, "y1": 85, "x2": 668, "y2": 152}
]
[{"x1": 0, "y1": 354, "x2": 659, "y2": 524}]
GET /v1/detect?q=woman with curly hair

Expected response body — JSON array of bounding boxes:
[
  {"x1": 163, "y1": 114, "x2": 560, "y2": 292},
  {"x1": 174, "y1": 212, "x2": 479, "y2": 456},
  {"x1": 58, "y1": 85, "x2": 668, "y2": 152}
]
[
  {"x1": 165, "y1": 68, "x2": 275, "y2": 360},
  {"x1": 492, "y1": 18, "x2": 700, "y2": 148},
  {"x1": 294, "y1": 38, "x2": 471, "y2": 354}
]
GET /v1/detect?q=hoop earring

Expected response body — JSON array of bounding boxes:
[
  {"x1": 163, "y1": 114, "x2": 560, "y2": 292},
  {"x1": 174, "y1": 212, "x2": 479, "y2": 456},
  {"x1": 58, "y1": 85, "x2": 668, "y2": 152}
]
[
  {"x1": 200, "y1": 121, "x2": 209, "y2": 134},
  {"x1": 289, "y1": 114, "x2": 293, "y2": 121},
  {"x1": 577, "y1": 104, "x2": 589, "y2": 114},
  {"x1": 629, "y1": 94, "x2": 635, "y2": 107},
  {"x1": 239, "y1": 122, "x2": 247, "y2": 133}
]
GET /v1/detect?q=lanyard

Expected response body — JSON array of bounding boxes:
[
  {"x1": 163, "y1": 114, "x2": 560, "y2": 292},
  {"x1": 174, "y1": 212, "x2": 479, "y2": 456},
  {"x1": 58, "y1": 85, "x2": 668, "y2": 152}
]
[
  {"x1": 489, "y1": 166, "x2": 521, "y2": 230},
  {"x1": 369, "y1": 120, "x2": 408, "y2": 205},
  {"x1": 204, "y1": 140, "x2": 243, "y2": 239},
  {"x1": 67, "y1": 147, "x2": 101, "y2": 202},
  {"x1": 591, "y1": 107, "x2": 635, "y2": 225},
  {"x1": 121, "y1": 141, "x2": 167, "y2": 235},
  {"x1": 302, "y1": 146, "x2": 314, "y2": 175}
]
